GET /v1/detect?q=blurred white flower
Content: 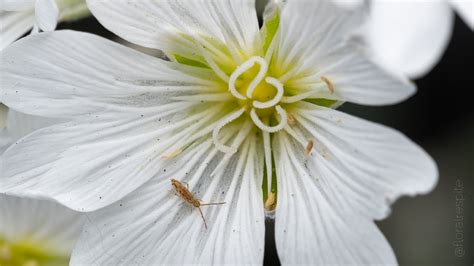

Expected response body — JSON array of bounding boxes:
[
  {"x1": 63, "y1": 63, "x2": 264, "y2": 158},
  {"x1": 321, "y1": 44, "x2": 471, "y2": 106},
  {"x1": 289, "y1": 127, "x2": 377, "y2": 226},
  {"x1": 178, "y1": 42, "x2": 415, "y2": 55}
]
[
  {"x1": 365, "y1": 0, "x2": 473, "y2": 78},
  {"x1": 0, "y1": 0, "x2": 438, "y2": 264},
  {"x1": 0, "y1": 194, "x2": 84, "y2": 265},
  {"x1": 0, "y1": 107, "x2": 60, "y2": 154},
  {"x1": 0, "y1": 104, "x2": 7, "y2": 128},
  {"x1": 0, "y1": 0, "x2": 89, "y2": 50}
]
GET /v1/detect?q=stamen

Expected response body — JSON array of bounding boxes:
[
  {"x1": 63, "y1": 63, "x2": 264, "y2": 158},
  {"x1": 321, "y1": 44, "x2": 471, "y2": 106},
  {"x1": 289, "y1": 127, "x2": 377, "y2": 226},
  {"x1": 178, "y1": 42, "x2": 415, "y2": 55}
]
[
  {"x1": 287, "y1": 113, "x2": 296, "y2": 126},
  {"x1": 162, "y1": 149, "x2": 183, "y2": 159},
  {"x1": 212, "y1": 107, "x2": 247, "y2": 154},
  {"x1": 191, "y1": 38, "x2": 230, "y2": 83},
  {"x1": 280, "y1": 83, "x2": 327, "y2": 103},
  {"x1": 253, "y1": 77, "x2": 284, "y2": 109},
  {"x1": 304, "y1": 139, "x2": 314, "y2": 157},
  {"x1": 262, "y1": 126, "x2": 273, "y2": 197},
  {"x1": 277, "y1": 67, "x2": 299, "y2": 84},
  {"x1": 250, "y1": 105, "x2": 288, "y2": 133},
  {"x1": 195, "y1": 36, "x2": 235, "y2": 66},
  {"x1": 321, "y1": 76, "x2": 335, "y2": 94},
  {"x1": 264, "y1": 29, "x2": 280, "y2": 63},
  {"x1": 264, "y1": 192, "x2": 276, "y2": 211},
  {"x1": 283, "y1": 125, "x2": 307, "y2": 148}
]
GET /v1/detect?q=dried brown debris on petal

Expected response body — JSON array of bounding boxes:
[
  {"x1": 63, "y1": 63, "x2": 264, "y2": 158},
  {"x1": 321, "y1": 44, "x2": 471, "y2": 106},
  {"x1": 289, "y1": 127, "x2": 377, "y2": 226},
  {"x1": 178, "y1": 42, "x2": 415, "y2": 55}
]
[
  {"x1": 321, "y1": 76, "x2": 335, "y2": 94},
  {"x1": 304, "y1": 139, "x2": 314, "y2": 157},
  {"x1": 287, "y1": 113, "x2": 296, "y2": 126}
]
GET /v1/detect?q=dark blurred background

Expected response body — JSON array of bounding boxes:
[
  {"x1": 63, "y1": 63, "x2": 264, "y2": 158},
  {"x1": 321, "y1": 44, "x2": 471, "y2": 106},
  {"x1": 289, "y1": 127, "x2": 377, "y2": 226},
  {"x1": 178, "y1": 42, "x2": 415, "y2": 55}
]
[{"x1": 57, "y1": 4, "x2": 473, "y2": 266}]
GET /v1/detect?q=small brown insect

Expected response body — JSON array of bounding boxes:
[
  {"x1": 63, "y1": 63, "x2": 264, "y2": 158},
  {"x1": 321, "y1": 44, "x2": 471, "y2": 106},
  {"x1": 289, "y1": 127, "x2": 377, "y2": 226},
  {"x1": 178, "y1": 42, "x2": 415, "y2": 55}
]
[
  {"x1": 320, "y1": 76, "x2": 335, "y2": 94},
  {"x1": 304, "y1": 139, "x2": 314, "y2": 157},
  {"x1": 170, "y1": 179, "x2": 226, "y2": 230}
]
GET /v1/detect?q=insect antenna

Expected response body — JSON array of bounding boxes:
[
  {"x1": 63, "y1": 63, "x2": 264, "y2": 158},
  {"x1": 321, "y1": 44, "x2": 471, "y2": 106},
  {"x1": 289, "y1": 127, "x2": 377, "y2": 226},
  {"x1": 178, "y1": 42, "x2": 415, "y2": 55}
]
[
  {"x1": 200, "y1": 202, "x2": 226, "y2": 206},
  {"x1": 198, "y1": 206, "x2": 208, "y2": 230}
]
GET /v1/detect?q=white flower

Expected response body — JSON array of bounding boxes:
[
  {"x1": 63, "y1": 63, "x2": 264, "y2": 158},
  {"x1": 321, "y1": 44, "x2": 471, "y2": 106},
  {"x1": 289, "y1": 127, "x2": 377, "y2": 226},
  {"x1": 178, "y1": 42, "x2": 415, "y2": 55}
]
[
  {"x1": 0, "y1": 107, "x2": 60, "y2": 154},
  {"x1": 0, "y1": 0, "x2": 89, "y2": 50},
  {"x1": 0, "y1": 0, "x2": 438, "y2": 264},
  {"x1": 365, "y1": 0, "x2": 473, "y2": 78},
  {"x1": 0, "y1": 104, "x2": 7, "y2": 128},
  {"x1": 0, "y1": 194, "x2": 84, "y2": 265}
]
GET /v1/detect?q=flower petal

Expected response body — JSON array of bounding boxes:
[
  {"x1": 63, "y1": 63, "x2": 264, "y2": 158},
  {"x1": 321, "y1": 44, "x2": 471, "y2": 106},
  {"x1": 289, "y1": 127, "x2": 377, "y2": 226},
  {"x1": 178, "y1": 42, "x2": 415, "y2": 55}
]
[
  {"x1": 0, "y1": 194, "x2": 84, "y2": 256},
  {"x1": 35, "y1": 0, "x2": 59, "y2": 31},
  {"x1": 86, "y1": 0, "x2": 260, "y2": 55},
  {"x1": 1, "y1": 101, "x2": 232, "y2": 212},
  {"x1": 71, "y1": 136, "x2": 265, "y2": 265},
  {"x1": 1, "y1": 30, "x2": 231, "y2": 211},
  {"x1": 0, "y1": 0, "x2": 34, "y2": 11},
  {"x1": 1, "y1": 30, "x2": 216, "y2": 118},
  {"x1": 0, "y1": 10, "x2": 34, "y2": 50},
  {"x1": 275, "y1": 0, "x2": 365, "y2": 75},
  {"x1": 367, "y1": 0, "x2": 455, "y2": 78},
  {"x1": 275, "y1": 0, "x2": 414, "y2": 106},
  {"x1": 273, "y1": 132, "x2": 396, "y2": 264},
  {"x1": 283, "y1": 102, "x2": 438, "y2": 220},
  {"x1": 0, "y1": 108, "x2": 61, "y2": 154},
  {"x1": 0, "y1": 104, "x2": 6, "y2": 128},
  {"x1": 308, "y1": 43, "x2": 416, "y2": 105},
  {"x1": 450, "y1": 0, "x2": 474, "y2": 30}
]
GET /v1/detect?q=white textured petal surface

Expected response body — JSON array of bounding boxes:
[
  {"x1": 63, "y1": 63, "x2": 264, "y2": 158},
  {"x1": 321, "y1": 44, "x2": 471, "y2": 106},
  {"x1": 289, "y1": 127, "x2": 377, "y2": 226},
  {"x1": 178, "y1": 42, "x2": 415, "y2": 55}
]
[
  {"x1": 35, "y1": 0, "x2": 59, "y2": 31},
  {"x1": 0, "y1": 10, "x2": 34, "y2": 50},
  {"x1": 276, "y1": 0, "x2": 414, "y2": 105},
  {"x1": 87, "y1": 0, "x2": 260, "y2": 55},
  {"x1": 275, "y1": 0, "x2": 365, "y2": 74},
  {"x1": 0, "y1": 104, "x2": 6, "y2": 128},
  {"x1": 71, "y1": 136, "x2": 265, "y2": 265},
  {"x1": 273, "y1": 132, "x2": 397, "y2": 265},
  {"x1": 0, "y1": 31, "x2": 231, "y2": 211},
  {"x1": 1, "y1": 30, "x2": 216, "y2": 118},
  {"x1": 310, "y1": 44, "x2": 416, "y2": 105},
  {"x1": 450, "y1": 0, "x2": 474, "y2": 30},
  {"x1": 331, "y1": 0, "x2": 364, "y2": 9},
  {"x1": 0, "y1": 194, "x2": 84, "y2": 256},
  {"x1": 368, "y1": 0, "x2": 455, "y2": 78},
  {"x1": 284, "y1": 102, "x2": 438, "y2": 220},
  {"x1": 0, "y1": 0, "x2": 34, "y2": 11},
  {"x1": 0, "y1": 109, "x2": 61, "y2": 154}
]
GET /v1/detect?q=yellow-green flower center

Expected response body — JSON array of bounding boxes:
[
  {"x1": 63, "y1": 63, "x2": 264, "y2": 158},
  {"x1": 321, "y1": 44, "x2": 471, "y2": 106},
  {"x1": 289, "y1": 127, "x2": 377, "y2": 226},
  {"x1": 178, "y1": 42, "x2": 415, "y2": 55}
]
[
  {"x1": 0, "y1": 238, "x2": 69, "y2": 266},
  {"x1": 168, "y1": 8, "x2": 339, "y2": 212}
]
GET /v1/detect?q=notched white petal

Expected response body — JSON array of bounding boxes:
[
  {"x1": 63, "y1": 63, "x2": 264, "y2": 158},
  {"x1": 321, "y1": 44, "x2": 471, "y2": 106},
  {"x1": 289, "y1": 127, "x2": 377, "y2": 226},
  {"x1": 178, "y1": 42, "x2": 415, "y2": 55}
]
[{"x1": 35, "y1": 0, "x2": 59, "y2": 31}]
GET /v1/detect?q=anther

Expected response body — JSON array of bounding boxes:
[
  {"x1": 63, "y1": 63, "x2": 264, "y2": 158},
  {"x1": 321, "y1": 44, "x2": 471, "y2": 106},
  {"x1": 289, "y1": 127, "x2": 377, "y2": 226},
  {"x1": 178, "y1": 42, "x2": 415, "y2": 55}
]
[
  {"x1": 264, "y1": 192, "x2": 276, "y2": 211},
  {"x1": 321, "y1": 76, "x2": 335, "y2": 94},
  {"x1": 287, "y1": 113, "x2": 296, "y2": 126},
  {"x1": 304, "y1": 139, "x2": 314, "y2": 157}
]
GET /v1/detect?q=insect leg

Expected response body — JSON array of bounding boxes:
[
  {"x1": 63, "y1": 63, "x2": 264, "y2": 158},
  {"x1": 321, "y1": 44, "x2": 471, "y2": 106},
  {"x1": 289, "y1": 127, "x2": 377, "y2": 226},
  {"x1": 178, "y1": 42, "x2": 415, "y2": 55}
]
[
  {"x1": 168, "y1": 189, "x2": 179, "y2": 197},
  {"x1": 197, "y1": 206, "x2": 208, "y2": 230},
  {"x1": 200, "y1": 202, "x2": 226, "y2": 206}
]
